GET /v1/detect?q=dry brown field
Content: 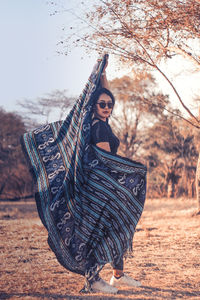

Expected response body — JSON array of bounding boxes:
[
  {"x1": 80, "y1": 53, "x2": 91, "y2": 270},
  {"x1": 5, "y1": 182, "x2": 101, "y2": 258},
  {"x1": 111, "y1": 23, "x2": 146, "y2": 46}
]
[{"x1": 0, "y1": 198, "x2": 200, "y2": 300}]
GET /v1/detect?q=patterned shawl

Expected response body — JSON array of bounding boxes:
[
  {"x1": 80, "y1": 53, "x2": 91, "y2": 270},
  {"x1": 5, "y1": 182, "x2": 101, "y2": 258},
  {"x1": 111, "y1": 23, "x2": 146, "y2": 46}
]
[{"x1": 21, "y1": 54, "x2": 147, "y2": 285}]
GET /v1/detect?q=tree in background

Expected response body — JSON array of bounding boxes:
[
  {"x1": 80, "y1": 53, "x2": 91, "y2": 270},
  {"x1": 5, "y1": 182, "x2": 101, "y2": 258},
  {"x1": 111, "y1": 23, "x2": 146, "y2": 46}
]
[
  {"x1": 62, "y1": 0, "x2": 200, "y2": 211},
  {"x1": 144, "y1": 116, "x2": 198, "y2": 198},
  {"x1": 18, "y1": 90, "x2": 75, "y2": 130},
  {"x1": 66, "y1": 0, "x2": 200, "y2": 124},
  {"x1": 108, "y1": 72, "x2": 197, "y2": 198},
  {"x1": 0, "y1": 91, "x2": 75, "y2": 200},
  {"x1": 0, "y1": 108, "x2": 32, "y2": 199},
  {"x1": 109, "y1": 72, "x2": 170, "y2": 159}
]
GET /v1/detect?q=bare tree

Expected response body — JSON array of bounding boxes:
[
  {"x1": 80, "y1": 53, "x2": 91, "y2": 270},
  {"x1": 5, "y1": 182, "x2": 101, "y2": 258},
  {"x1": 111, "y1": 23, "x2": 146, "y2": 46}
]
[
  {"x1": 18, "y1": 90, "x2": 75, "y2": 129},
  {"x1": 62, "y1": 0, "x2": 200, "y2": 211}
]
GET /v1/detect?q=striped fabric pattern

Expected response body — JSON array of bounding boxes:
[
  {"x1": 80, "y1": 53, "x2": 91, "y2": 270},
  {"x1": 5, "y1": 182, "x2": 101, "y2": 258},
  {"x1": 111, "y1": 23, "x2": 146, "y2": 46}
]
[{"x1": 21, "y1": 54, "x2": 147, "y2": 280}]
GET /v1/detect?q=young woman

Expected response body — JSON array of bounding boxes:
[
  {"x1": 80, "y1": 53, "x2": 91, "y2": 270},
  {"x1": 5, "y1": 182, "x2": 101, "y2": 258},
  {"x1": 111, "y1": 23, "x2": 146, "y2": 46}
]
[
  {"x1": 21, "y1": 54, "x2": 146, "y2": 294},
  {"x1": 89, "y1": 70, "x2": 142, "y2": 293}
]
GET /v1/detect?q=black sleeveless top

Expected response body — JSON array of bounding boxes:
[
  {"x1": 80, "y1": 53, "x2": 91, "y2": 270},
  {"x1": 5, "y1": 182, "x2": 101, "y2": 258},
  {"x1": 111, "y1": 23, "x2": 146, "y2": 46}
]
[{"x1": 91, "y1": 118, "x2": 120, "y2": 154}]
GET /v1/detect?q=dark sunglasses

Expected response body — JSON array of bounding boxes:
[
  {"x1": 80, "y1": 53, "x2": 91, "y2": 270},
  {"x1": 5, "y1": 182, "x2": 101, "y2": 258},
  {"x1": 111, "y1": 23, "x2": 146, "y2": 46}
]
[{"x1": 97, "y1": 101, "x2": 113, "y2": 109}]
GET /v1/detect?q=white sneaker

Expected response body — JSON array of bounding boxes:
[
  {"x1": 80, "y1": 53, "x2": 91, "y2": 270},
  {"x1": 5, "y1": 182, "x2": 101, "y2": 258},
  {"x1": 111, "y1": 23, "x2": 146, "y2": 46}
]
[
  {"x1": 110, "y1": 273, "x2": 141, "y2": 287},
  {"x1": 91, "y1": 278, "x2": 118, "y2": 294}
]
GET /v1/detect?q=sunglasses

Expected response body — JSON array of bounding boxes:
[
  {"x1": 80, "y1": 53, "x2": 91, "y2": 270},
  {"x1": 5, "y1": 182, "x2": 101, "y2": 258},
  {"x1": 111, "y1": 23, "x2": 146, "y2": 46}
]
[{"x1": 97, "y1": 101, "x2": 113, "y2": 109}]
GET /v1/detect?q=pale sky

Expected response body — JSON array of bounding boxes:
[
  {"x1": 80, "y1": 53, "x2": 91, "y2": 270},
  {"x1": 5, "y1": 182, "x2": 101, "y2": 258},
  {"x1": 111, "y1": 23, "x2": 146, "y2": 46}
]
[
  {"x1": 0, "y1": 0, "x2": 97, "y2": 112},
  {"x1": 0, "y1": 0, "x2": 200, "y2": 119}
]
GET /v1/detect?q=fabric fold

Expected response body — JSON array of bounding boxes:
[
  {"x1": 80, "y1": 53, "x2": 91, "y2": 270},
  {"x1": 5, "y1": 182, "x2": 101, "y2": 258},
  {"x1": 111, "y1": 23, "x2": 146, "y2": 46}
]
[{"x1": 21, "y1": 54, "x2": 147, "y2": 280}]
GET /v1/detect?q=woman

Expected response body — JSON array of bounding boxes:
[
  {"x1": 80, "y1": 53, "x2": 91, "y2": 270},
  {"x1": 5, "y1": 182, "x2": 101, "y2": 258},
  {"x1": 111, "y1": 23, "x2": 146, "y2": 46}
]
[
  {"x1": 21, "y1": 54, "x2": 147, "y2": 294},
  {"x1": 89, "y1": 70, "x2": 142, "y2": 293}
]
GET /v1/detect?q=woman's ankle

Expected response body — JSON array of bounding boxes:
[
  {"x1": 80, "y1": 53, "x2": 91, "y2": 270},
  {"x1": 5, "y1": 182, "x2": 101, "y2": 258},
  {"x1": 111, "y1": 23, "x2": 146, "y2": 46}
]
[{"x1": 113, "y1": 269, "x2": 124, "y2": 278}]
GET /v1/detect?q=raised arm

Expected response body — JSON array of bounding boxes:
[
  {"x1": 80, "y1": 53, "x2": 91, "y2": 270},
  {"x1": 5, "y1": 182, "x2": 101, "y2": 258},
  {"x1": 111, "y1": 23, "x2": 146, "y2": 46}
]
[
  {"x1": 100, "y1": 57, "x2": 109, "y2": 89},
  {"x1": 100, "y1": 72, "x2": 109, "y2": 89}
]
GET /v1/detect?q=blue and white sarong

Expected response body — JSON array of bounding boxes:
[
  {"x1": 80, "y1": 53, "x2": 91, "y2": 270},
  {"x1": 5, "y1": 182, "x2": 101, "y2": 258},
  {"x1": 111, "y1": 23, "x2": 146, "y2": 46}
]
[{"x1": 21, "y1": 54, "x2": 147, "y2": 287}]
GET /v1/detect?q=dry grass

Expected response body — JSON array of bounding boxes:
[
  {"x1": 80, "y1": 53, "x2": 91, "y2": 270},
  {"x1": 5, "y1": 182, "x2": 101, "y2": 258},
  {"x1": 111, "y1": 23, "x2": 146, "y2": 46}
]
[{"x1": 0, "y1": 198, "x2": 200, "y2": 299}]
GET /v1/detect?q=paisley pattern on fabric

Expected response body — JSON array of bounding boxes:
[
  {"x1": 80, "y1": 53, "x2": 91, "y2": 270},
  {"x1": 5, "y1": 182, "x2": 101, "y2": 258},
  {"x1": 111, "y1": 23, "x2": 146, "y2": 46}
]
[{"x1": 21, "y1": 54, "x2": 147, "y2": 280}]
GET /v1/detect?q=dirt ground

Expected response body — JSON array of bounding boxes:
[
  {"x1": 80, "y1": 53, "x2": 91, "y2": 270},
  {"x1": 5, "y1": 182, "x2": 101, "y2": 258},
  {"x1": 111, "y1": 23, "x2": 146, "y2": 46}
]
[{"x1": 0, "y1": 198, "x2": 199, "y2": 300}]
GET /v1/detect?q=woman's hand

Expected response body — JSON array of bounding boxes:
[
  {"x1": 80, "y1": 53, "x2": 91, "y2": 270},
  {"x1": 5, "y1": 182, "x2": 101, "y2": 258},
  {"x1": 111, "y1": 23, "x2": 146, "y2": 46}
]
[
  {"x1": 96, "y1": 142, "x2": 111, "y2": 152},
  {"x1": 103, "y1": 56, "x2": 108, "y2": 73},
  {"x1": 101, "y1": 56, "x2": 109, "y2": 89}
]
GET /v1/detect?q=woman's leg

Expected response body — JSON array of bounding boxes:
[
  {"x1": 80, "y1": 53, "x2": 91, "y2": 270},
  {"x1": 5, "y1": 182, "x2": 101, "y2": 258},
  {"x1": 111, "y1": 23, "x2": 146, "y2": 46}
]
[
  {"x1": 81, "y1": 255, "x2": 118, "y2": 294},
  {"x1": 110, "y1": 256, "x2": 141, "y2": 287},
  {"x1": 111, "y1": 257, "x2": 124, "y2": 277}
]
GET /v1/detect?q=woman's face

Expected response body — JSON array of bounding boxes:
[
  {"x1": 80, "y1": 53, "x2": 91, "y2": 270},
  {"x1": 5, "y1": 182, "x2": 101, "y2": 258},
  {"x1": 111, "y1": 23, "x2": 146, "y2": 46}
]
[{"x1": 95, "y1": 93, "x2": 113, "y2": 121}]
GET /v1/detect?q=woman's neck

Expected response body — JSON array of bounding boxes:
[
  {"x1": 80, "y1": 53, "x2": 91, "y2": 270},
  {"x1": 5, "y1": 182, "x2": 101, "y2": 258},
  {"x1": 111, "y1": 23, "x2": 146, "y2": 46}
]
[{"x1": 94, "y1": 115, "x2": 107, "y2": 122}]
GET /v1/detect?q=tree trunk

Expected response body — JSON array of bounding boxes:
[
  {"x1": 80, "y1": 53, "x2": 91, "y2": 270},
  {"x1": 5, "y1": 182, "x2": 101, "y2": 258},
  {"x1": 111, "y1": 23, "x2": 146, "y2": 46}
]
[
  {"x1": 167, "y1": 180, "x2": 175, "y2": 198},
  {"x1": 0, "y1": 183, "x2": 5, "y2": 196},
  {"x1": 195, "y1": 151, "x2": 200, "y2": 214}
]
